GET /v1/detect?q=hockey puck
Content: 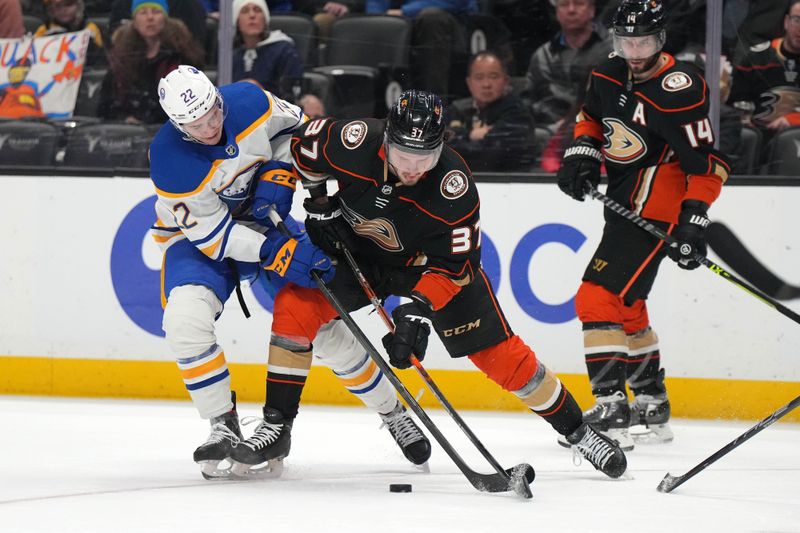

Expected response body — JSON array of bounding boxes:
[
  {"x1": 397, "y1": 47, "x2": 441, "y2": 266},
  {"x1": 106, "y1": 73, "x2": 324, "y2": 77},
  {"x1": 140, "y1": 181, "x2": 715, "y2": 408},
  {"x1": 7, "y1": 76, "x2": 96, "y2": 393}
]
[{"x1": 389, "y1": 483, "x2": 412, "y2": 493}]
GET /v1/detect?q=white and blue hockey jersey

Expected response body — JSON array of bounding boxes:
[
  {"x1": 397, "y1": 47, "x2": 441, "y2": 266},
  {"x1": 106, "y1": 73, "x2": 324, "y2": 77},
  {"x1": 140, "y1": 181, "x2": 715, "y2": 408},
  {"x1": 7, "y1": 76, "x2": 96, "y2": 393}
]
[{"x1": 149, "y1": 81, "x2": 306, "y2": 263}]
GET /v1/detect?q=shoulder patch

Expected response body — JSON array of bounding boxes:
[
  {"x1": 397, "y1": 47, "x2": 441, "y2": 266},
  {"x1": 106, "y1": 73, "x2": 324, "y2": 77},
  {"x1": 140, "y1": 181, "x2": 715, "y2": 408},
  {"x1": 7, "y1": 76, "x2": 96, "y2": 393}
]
[
  {"x1": 750, "y1": 41, "x2": 771, "y2": 53},
  {"x1": 341, "y1": 120, "x2": 368, "y2": 149},
  {"x1": 440, "y1": 170, "x2": 469, "y2": 200},
  {"x1": 662, "y1": 71, "x2": 693, "y2": 92}
]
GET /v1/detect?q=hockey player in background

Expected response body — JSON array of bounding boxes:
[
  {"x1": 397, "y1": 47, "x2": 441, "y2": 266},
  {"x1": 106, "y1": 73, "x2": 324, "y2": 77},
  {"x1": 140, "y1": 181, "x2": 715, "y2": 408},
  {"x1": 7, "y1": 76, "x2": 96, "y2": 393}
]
[
  {"x1": 149, "y1": 66, "x2": 430, "y2": 479},
  {"x1": 230, "y1": 89, "x2": 628, "y2": 479},
  {"x1": 556, "y1": 0, "x2": 730, "y2": 450}
]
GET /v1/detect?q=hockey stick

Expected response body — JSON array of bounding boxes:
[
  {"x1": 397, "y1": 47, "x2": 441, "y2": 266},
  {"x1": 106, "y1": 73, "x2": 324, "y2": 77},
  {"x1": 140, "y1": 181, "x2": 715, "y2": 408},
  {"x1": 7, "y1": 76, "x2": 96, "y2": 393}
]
[
  {"x1": 706, "y1": 222, "x2": 800, "y2": 301},
  {"x1": 585, "y1": 186, "x2": 800, "y2": 326},
  {"x1": 657, "y1": 393, "x2": 800, "y2": 493},
  {"x1": 337, "y1": 244, "x2": 535, "y2": 498},
  {"x1": 267, "y1": 209, "x2": 533, "y2": 498}
]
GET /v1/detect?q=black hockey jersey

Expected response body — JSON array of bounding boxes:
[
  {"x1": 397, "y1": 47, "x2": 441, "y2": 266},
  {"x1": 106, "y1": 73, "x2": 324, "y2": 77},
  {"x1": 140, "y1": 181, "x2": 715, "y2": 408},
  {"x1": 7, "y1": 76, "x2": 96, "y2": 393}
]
[
  {"x1": 727, "y1": 38, "x2": 800, "y2": 127},
  {"x1": 291, "y1": 117, "x2": 482, "y2": 309},
  {"x1": 577, "y1": 53, "x2": 730, "y2": 223}
]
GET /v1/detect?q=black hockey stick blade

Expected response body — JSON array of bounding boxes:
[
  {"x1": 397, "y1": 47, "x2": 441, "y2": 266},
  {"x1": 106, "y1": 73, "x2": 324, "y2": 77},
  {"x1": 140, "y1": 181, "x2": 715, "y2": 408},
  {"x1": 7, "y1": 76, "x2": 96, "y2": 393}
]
[
  {"x1": 706, "y1": 222, "x2": 800, "y2": 301},
  {"x1": 657, "y1": 394, "x2": 800, "y2": 493}
]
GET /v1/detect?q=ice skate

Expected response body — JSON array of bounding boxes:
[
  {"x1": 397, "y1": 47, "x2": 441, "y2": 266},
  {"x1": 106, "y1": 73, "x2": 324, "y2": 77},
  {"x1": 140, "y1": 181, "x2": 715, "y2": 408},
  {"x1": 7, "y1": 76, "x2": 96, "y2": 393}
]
[
  {"x1": 194, "y1": 408, "x2": 243, "y2": 480},
  {"x1": 564, "y1": 422, "x2": 627, "y2": 478},
  {"x1": 379, "y1": 402, "x2": 431, "y2": 466},
  {"x1": 229, "y1": 407, "x2": 291, "y2": 479},
  {"x1": 629, "y1": 392, "x2": 674, "y2": 444},
  {"x1": 559, "y1": 390, "x2": 634, "y2": 451}
]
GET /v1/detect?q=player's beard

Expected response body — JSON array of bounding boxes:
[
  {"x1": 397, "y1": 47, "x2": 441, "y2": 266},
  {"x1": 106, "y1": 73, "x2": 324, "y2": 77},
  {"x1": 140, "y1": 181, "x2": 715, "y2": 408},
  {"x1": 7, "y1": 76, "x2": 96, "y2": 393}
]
[{"x1": 627, "y1": 53, "x2": 661, "y2": 79}]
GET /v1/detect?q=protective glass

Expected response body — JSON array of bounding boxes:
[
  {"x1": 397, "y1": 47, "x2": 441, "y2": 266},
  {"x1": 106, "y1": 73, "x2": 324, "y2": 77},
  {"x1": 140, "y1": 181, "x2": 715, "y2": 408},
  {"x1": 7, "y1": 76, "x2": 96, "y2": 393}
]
[
  {"x1": 613, "y1": 31, "x2": 665, "y2": 60},
  {"x1": 385, "y1": 140, "x2": 442, "y2": 175}
]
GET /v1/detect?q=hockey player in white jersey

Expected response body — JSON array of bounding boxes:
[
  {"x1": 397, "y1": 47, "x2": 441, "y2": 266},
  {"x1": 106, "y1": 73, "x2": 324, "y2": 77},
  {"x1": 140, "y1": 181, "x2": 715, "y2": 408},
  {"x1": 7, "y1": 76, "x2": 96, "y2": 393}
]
[{"x1": 149, "y1": 66, "x2": 430, "y2": 479}]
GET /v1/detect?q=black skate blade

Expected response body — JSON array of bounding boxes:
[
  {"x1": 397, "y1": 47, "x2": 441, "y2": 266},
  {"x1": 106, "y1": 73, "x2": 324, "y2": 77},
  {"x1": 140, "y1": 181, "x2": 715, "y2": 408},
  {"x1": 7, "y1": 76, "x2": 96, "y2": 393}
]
[
  {"x1": 508, "y1": 463, "x2": 535, "y2": 499},
  {"x1": 657, "y1": 473, "x2": 680, "y2": 493}
]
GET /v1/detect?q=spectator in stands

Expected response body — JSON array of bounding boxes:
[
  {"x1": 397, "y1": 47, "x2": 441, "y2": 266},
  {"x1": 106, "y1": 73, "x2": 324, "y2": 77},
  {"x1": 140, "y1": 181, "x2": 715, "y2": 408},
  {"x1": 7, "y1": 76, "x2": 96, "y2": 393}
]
[
  {"x1": 35, "y1": 0, "x2": 107, "y2": 67},
  {"x1": 296, "y1": 1, "x2": 363, "y2": 45},
  {"x1": 367, "y1": 0, "x2": 476, "y2": 102},
  {"x1": 524, "y1": 0, "x2": 610, "y2": 126},
  {"x1": 232, "y1": 0, "x2": 303, "y2": 100},
  {"x1": 0, "y1": 0, "x2": 24, "y2": 38},
  {"x1": 109, "y1": 0, "x2": 207, "y2": 49},
  {"x1": 299, "y1": 92, "x2": 325, "y2": 118},
  {"x1": 98, "y1": 0, "x2": 203, "y2": 124},
  {"x1": 446, "y1": 51, "x2": 536, "y2": 172},
  {"x1": 201, "y1": 0, "x2": 295, "y2": 18},
  {"x1": 728, "y1": 0, "x2": 800, "y2": 141}
]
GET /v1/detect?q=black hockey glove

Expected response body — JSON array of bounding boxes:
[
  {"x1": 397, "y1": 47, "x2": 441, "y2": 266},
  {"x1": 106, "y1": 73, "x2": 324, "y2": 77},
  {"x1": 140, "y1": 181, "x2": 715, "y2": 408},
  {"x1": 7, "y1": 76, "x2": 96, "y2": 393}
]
[
  {"x1": 667, "y1": 200, "x2": 710, "y2": 270},
  {"x1": 381, "y1": 299, "x2": 433, "y2": 369},
  {"x1": 557, "y1": 136, "x2": 603, "y2": 201},
  {"x1": 303, "y1": 196, "x2": 357, "y2": 256}
]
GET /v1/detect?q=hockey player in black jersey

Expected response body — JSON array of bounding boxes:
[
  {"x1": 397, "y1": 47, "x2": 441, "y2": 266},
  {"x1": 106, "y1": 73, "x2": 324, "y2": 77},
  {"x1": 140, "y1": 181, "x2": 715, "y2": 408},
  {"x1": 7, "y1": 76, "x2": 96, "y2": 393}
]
[
  {"x1": 556, "y1": 0, "x2": 731, "y2": 450},
  {"x1": 268, "y1": 90, "x2": 628, "y2": 479}
]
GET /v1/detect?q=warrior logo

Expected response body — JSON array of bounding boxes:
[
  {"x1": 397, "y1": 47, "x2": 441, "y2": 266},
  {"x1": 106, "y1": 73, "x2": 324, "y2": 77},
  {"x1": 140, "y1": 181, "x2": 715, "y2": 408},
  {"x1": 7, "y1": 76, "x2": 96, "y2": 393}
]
[
  {"x1": 340, "y1": 198, "x2": 403, "y2": 252},
  {"x1": 440, "y1": 170, "x2": 469, "y2": 199},
  {"x1": 602, "y1": 118, "x2": 647, "y2": 164},
  {"x1": 341, "y1": 120, "x2": 368, "y2": 149},
  {"x1": 662, "y1": 72, "x2": 692, "y2": 92}
]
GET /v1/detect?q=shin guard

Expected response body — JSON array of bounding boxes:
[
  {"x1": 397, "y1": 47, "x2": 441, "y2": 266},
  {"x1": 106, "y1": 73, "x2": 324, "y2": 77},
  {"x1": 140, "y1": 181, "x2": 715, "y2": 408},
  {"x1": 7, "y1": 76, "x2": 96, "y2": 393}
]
[
  {"x1": 266, "y1": 335, "x2": 313, "y2": 421},
  {"x1": 626, "y1": 327, "x2": 663, "y2": 396}
]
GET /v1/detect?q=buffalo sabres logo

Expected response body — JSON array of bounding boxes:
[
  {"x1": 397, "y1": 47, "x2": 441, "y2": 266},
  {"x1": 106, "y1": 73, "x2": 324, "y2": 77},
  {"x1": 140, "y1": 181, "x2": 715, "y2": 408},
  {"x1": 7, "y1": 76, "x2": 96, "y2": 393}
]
[
  {"x1": 340, "y1": 199, "x2": 403, "y2": 252},
  {"x1": 602, "y1": 118, "x2": 646, "y2": 164},
  {"x1": 341, "y1": 120, "x2": 368, "y2": 149},
  {"x1": 662, "y1": 72, "x2": 692, "y2": 92},
  {"x1": 440, "y1": 170, "x2": 468, "y2": 199}
]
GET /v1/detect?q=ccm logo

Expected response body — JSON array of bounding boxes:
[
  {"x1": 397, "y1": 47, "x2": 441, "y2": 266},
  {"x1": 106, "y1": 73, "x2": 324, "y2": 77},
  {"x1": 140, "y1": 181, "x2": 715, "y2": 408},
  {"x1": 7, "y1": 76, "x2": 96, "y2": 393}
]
[{"x1": 441, "y1": 319, "x2": 481, "y2": 337}]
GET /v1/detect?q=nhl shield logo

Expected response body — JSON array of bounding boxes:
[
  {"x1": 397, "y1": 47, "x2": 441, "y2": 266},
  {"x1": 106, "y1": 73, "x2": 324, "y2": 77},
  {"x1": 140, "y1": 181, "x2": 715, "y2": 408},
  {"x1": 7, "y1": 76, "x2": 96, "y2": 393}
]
[
  {"x1": 226, "y1": 145, "x2": 236, "y2": 156},
  {"x1": 381, "y1": 185, "x2": 393, "y2": 195},
  {"x1": 440, "y1": 170, "x2": 469, "y2": 199}
]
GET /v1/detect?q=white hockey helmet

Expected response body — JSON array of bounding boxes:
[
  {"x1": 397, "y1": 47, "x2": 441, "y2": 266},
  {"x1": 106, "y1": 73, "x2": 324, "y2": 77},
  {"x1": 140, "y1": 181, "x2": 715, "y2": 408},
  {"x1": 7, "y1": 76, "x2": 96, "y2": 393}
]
[{"x1": 158, "y1": 65, "x2": 223, "y2": 132}]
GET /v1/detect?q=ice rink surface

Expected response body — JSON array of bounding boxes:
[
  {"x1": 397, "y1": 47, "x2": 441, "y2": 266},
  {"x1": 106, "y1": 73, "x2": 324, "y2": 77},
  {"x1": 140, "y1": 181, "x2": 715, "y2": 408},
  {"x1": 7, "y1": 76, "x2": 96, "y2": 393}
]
[{"x1": 1, "y1": 396, "x2": 798, "y2": 533}]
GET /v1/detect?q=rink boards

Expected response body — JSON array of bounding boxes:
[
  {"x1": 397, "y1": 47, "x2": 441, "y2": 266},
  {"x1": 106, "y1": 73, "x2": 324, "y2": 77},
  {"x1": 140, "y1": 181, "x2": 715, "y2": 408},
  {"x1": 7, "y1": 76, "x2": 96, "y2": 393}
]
[{"x1": 1, "y1": 175, "x2": 798, "y2": 421}]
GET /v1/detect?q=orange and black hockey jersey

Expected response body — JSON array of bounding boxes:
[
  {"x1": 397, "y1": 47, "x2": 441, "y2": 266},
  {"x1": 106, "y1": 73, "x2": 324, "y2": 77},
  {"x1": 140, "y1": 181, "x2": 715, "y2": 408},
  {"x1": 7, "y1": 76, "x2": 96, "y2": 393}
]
[
  {"x1": 291, "y1": 117, "x2": 481, "y2": 310},
  {"x1": 727, "y1": 38, "x2": 800, "y2": 127},
  {"x1": 576, "y1": 53, "x2": 730, "y2": 224}
]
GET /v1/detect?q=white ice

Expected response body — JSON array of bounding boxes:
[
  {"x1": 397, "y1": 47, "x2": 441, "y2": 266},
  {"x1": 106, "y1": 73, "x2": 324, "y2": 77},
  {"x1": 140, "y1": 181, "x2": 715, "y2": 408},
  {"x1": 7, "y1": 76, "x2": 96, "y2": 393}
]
[{"x1": 1, "y1": 397, "x2": 798, "y2": 533}]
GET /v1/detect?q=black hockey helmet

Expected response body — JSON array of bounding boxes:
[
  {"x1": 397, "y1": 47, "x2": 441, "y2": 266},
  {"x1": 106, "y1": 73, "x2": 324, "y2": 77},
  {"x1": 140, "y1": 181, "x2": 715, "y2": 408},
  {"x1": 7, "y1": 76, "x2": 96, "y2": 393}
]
[
  {"x1": 612, "y1": 0, "x2": 666, "y2": 60},
  {"x1": 385, "y1": 90, "x2": 445, "y2": 152},
  {"x1": 612, "y1": 0, "x2": 666, "y2": 37}
]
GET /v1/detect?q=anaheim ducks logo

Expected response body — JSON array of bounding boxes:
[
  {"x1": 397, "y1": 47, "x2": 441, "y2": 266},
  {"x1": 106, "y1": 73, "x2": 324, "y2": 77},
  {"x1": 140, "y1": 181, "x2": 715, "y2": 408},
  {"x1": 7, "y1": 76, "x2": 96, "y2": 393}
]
[
  {"x1": 602, "y1": 118, "x2": 647, "y2": 164},
  {"x1": 341, "y1": 120, "x2": 368, "y2": 149},
  {"x1": 340, "y1": 199, "x2": 403, "y2": 252},
  {"x1": 754, "y1": 86, "x2": 800, "y2": 124}
]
